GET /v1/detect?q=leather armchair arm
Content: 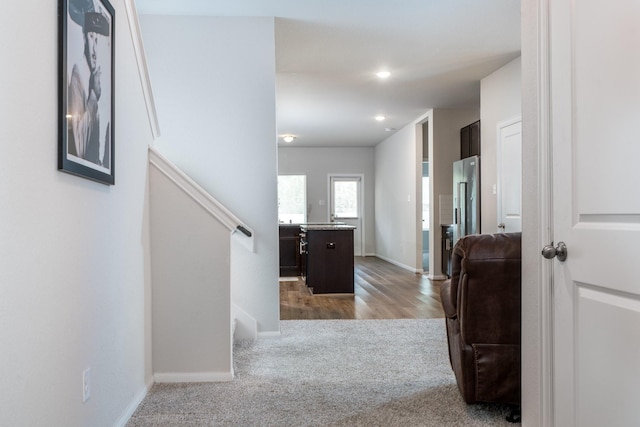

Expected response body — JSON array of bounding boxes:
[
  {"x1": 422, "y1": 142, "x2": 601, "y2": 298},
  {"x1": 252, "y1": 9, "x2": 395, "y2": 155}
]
[
  {"x1": 440, "y1": 279, "x2": 457, "y2": 319},
  {"x1": 440, "y1": 240, "x2": 466, "y2": 319}
]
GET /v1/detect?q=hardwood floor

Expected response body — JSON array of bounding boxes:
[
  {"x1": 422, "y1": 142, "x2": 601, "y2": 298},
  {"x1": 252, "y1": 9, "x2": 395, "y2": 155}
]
[{"x1": 280, "y1": 256, "x2": 445, "y2": 320}]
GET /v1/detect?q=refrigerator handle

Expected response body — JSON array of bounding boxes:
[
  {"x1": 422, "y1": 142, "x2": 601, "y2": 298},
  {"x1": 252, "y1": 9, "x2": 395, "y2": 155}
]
[
  {"x1": 454, "y1": 208, "x2": 458, "y2": 224},
  {"x1": 459, "y1": 182, "x2": 467, "y2": 237}
]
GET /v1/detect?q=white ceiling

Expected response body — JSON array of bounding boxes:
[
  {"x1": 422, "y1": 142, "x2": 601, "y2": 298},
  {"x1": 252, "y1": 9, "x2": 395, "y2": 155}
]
[{"x1": 136, "y1": 0, "x2": 521, "y2": 147}]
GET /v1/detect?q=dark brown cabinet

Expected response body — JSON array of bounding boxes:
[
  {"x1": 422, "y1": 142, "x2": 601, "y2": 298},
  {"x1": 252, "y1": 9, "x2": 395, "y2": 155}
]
[
  {"x1": 303, "y1": 227, "x2": 354, "y2": 294},
  {"x1": 460, "y1": 120, "x2": 480, "y2": 159},
  {"x1": 279, "y1": 225, "x2": 302, "y2": 276}
]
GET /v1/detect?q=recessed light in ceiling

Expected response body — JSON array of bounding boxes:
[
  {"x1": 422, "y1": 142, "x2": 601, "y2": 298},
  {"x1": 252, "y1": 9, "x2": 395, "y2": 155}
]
[
  {"x1": 375, "y1": 115, "x2": 386, "y2": 122},
  {"x1": 376, "y1": 71, "x2": 391, "y2": 79},
  {"x1": 283, "y1": 135, "x2": 295, "y2": 143}
]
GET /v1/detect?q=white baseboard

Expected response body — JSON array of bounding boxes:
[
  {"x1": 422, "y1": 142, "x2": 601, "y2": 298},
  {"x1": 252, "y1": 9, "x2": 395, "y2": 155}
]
[
  {"x1": 113, "y1": 378, "x2": 154, "y2": 427},
  {"x1": 154, "y1": 371, "x2": 233, "y2": 383},
  {"x1": 232, "y1": 304, "x2": 258, "y2": 342},
  {"x1": 258, "y1": 330, "x2": 281, "y2": 339},
  {"x1": 429, "y1": 274, "x2": 448, "y2": 281},
  {"x1": 373, "y1": 254, "x2": 420, "y2": 273}
]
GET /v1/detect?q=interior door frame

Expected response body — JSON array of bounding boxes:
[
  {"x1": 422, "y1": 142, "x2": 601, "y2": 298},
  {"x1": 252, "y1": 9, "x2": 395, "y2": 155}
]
[
  {"x1": 328, "y1": 173, "x2": 365, "y2": 257},
  {"x1": 522, "y1": 0, "x2": 554, "y2": 425},
  {"x1": 496, "y1": 116, "x2": 523, "y2": 233}
]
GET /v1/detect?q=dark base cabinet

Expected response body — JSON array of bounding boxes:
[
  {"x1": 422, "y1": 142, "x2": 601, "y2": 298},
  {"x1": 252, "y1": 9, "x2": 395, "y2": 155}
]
[
  {"x1": 279, "y1": 225, "x2": 301, "y2": 276},
  {"x1": 304, "y1": 228, "x2": 354, "y2": 294}
]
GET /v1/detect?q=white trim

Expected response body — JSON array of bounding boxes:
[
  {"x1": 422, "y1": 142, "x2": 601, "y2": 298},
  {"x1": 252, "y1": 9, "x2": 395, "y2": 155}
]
[
  {"x1": 232, "y1": 304, "x2": 258, "y2": 341},
  {"x1": 113, "y1": 379, "x2": 154, "y2": 427},
  {"x1": 522, "y1": 0, "x2": 554, "y2": 424},
  {"x1": 154, "y1": 372, "x2": 234, "y2": 383},
  {"x1": 257, "y1": 331, "x2": 282, "y2": 339},
  {"x1": 417, "y1": 121, "x2": 428, "y2": 279},
  {"x1": 149, "y1": 147, "x2": 255, "y2": 252},
  {"x1": 497, "y1": 116, "x2": 522, "y2": 129},
  {"x1": 374, "y1": 253, "x2": 421, "y2": 274},
  {"x1": 123, "y1": 0, "x2": 160, "y2": 139},
  {"x1": 538, "y1": 0, "x2": 555, "y2": 422},
  {"x1": 328, "y1": 173, "x2": 366, "y2": 256},
  {"x1": 537, "y1": 0, "x2": 555, "y2": 424}
]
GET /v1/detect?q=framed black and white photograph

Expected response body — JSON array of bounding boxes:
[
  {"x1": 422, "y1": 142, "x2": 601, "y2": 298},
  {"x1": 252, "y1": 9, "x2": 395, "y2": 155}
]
[{"x1": 59, "y1": 0, "x2": 115, "y2": 185}]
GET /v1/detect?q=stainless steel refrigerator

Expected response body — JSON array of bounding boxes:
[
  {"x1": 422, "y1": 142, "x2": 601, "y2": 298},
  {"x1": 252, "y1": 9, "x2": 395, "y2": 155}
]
[{"x1": 452, "y1": 155, "x2": 480, "y2": 244}]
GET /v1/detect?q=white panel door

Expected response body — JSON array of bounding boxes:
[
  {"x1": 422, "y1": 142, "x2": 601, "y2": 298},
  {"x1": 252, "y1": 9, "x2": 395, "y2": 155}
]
[
  {"x1": 549, "y1": 1, "x2": 640, "y2": 426},
  {"x1": 497, "y1": 119, "x2": 522, "y2": 233}
]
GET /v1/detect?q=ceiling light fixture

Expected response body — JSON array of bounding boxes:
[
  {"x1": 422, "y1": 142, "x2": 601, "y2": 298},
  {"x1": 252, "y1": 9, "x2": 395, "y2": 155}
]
[
  {"x1": 376, "y1": 71, "x2": 391, "y2": 79},
  {"x1": 283, "y1": 135, "x2": 295, "y2": 143},
  {"x1": 375, "y1": 115, "x2": 386, "y2": 122}
]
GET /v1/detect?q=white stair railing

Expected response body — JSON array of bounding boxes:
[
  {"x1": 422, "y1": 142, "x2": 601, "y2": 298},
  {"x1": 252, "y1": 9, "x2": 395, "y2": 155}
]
[
  {"x1": 124, "y1": 0, "x2": 160, "y2": 139},
  {"x1": 148, "y1": 147, "x2": 254, "y2": 251}
]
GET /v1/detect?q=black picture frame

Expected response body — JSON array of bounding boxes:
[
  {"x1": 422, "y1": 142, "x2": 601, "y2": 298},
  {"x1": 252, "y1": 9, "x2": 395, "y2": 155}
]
[{"x1": 59, "y1": 0, "x2": 115, "y2": 185}]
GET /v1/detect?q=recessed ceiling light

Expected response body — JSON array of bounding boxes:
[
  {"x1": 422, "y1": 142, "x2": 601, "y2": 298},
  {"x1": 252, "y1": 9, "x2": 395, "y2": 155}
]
[
  {"x1": 375, "y1": 115, "x2": 386, "y2": 122},
  {"x1": 376, "y1": 71, "x2": 391, "y2": 79},
  {"x1": 283, "y1": 135, "x2": 295, "y2": 143}
]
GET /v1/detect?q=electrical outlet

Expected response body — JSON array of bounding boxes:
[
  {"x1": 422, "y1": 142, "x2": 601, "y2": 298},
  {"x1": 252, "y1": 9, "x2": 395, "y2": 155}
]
[{"x1": 82, "y1": 368, "x2": 91, "y2": 402}]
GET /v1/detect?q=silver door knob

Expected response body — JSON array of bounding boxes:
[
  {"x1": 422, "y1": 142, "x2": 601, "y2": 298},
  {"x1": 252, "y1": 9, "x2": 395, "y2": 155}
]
[
  {"x1": 497, "y1": 223, "x2": 506, "y2": 230},
  {"x1": 541, "y1": 241, "x2": 568, "y2": 262}
]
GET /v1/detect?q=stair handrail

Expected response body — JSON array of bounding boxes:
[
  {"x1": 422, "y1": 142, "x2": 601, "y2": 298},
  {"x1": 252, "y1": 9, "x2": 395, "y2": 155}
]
[
  {"x1": 148, "y1": 147, "x2": 254, "y2": 245},
  {"x1": 124, "y1": 0, "x2": 160, "y2": 139}
]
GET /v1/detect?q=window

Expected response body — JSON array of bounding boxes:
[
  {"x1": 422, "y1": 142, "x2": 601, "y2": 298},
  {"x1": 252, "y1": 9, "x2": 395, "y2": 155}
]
[
  {"x1": 332, "y1": 179, "x2": 359, "y2": 219},
  {"x1": 278, "y1": 175, "x2": 307, "y2": 224}
]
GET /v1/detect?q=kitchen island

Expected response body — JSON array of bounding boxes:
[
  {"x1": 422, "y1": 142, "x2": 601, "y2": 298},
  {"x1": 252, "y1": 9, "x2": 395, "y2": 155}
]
[
  {"x1": 300, "y1": 224, "x2": 356, "y2": 294},
  {"x1": 278, "y1": 222, "x2": 344, "y2": 277},
  {"x1": 278, "y1": 224, "x2": 302, "y2": 276}
]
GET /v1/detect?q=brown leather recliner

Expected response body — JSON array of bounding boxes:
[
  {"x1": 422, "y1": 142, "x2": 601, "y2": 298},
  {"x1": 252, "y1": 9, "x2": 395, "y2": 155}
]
[{"x1": 440, "y1": 232, "x2": 521, "y2": 405}]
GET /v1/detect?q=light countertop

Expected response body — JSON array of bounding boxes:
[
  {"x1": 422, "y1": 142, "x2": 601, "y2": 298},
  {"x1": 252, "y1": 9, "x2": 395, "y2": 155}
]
[{"x1": 300, "y1": 224, "x2": 356, "y2": 231}]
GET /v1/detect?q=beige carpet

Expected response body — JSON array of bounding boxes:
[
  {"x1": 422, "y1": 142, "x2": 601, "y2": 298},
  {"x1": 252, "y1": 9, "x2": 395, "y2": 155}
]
[{"x1": 127, "y1": 319, "x2": 516, "y2": 426}]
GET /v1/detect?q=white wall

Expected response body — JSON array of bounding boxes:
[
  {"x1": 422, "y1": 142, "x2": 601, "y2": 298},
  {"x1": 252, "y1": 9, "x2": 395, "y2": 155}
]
[
  {"x1": 375, "y1": 121, "x2": 423, "y2": 271},
  {"x1": 375, "y1": 108, "x2": 478, "y2": 275},
  {"x1": 140, "y1": 15, "x2": 280, "y2": 334},
  {"x1": 149, "y1": 161, "x2": 232, "y2": 381},
  {"x1": 0, "y1": 1, "x2": 153, "y2": 425},
  {"x1": 480, "y1": 57, "x2": 522, "y2": 233},
  {"x1": 278, "y1": 147, "x2": 376, "y2": 255}
]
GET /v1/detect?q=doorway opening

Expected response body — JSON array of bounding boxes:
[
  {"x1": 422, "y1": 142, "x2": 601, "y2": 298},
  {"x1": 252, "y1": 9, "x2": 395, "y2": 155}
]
[
  {"x1": 422, "y1": 162, "x2": 430, "y2": 272},
  {"x1": 329, "y1": 174, "x2": 364, "y2": 256},
  {"x1": 419, "y1": 119, "x2": 431, "y2": 274}
]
